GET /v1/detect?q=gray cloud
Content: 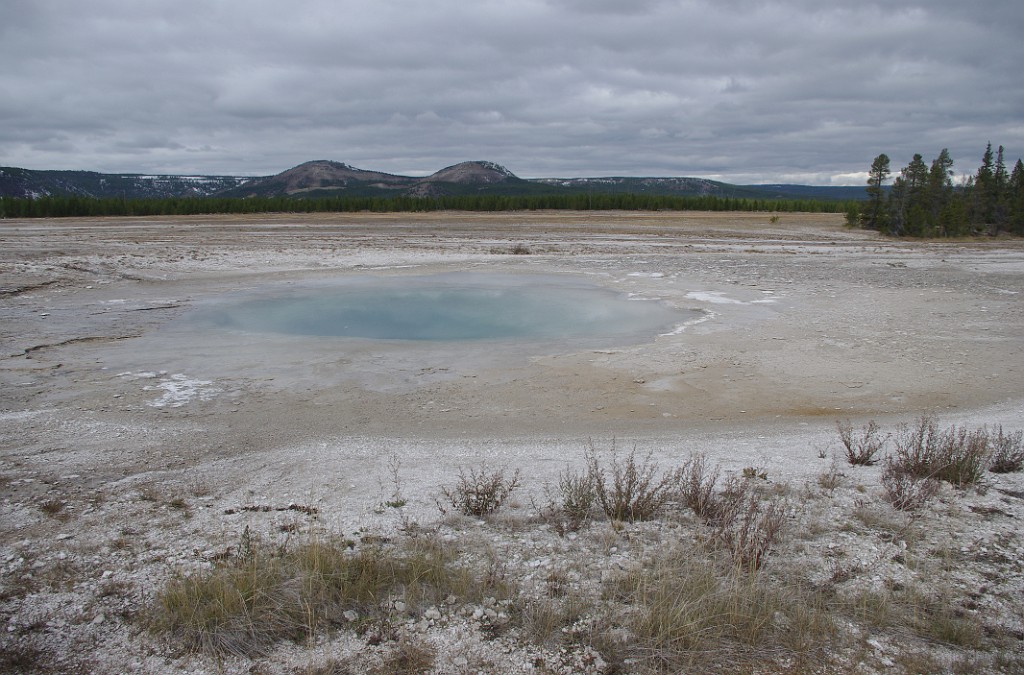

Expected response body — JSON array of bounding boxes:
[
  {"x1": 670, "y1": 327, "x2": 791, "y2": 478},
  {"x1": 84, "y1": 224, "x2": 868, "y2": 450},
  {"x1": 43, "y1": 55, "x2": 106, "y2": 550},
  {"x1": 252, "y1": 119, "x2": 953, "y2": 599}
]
[{"x1": 1, "y1": 0, "x2": 1021, "y2": 183}]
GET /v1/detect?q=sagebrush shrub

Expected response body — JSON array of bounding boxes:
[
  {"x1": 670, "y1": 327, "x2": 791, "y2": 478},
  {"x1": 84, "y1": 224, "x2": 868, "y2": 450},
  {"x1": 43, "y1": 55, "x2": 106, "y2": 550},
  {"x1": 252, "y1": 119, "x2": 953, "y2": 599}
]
[
  {"x1": 933, "y1": 425, "x2": 990, "y2": 487},
  {"x1": 439, "y1": 466, "x2": 521, "y2": 516},
  {"x1": 989, "y1": 425, "x2": 1024, "y2": 473},
  {"x1": 556, "y1": 466, "x2": 597, "y2": 529},
  {"x1": 587, "y1": 444, "x2": 674, "y2": 522},
  {"x1": 881, "y1": 457, "x2": 940, "y2": 511},
  {"x1": 837, "y1": 419, "x2": 887, "y2": 466},
  {"x1": 892, "y1": 416, "x2": 990, "y2": 487},
  {"x1": 892, "y1": 416, "x2": 941, "y2": 477},
  {"x1": 674, "y1": 452, "x2": 720, "y2": 520},
  {"x1": 711, "y1": 478, "x2": 788, "y2": 570},
  {"x1": 534, "y1": 465, "x2": 597, "y2": 533}
]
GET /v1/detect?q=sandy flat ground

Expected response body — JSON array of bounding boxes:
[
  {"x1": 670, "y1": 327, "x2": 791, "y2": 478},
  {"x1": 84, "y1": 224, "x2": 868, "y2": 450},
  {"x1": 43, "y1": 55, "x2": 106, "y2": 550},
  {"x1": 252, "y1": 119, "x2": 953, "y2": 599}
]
[{"x1": 2, "y1": 211, "x2": 1024, "y2": 672}]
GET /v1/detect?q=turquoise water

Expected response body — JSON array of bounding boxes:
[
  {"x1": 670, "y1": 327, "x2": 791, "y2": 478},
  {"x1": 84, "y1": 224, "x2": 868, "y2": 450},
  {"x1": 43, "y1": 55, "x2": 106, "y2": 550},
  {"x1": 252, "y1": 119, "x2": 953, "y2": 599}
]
[{"x1": 198, "y1": 273, "x2": 687, "y2": 342}]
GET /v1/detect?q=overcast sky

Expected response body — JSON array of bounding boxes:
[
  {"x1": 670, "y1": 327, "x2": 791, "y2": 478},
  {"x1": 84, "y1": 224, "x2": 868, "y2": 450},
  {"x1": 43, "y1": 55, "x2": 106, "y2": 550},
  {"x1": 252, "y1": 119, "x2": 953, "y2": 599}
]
[{"x1": 2, "y1": 0, "x2": 1022, "y2": 184}]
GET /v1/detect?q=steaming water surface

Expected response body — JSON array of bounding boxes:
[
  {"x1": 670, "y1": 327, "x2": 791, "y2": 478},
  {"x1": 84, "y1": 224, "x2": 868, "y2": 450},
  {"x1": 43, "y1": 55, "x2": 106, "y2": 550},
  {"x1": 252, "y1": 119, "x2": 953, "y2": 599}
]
[{"x1": 193, "y1": 273, "x2": 690, "y2": 346}]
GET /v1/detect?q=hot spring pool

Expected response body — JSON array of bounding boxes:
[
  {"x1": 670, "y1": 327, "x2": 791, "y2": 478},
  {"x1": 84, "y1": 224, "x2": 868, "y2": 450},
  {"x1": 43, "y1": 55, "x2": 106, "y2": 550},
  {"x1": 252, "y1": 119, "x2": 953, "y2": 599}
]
[{"x1": 193, "y1": 273, "x2": 690, "y2": 343}]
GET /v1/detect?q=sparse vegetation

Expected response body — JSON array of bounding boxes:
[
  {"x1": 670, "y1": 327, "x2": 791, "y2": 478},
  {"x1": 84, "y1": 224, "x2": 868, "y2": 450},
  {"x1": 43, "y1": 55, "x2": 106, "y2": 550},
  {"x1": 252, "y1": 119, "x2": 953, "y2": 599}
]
[
  {"x1": 150, "y1": 533, "x2": 509, "y2": 657},
  {"x1": 611, "y1": 545, "x2": 831, "y2": 672},
  {"x1": 989, "y1": 425, "x2": 1024, "y2": 473},
  {"x1": 892, "y1": 416, "x2": 991, "y2": 487},
  {"x1": 37, "y1": 497, "x2": 67, "y2": 519},
  {"x1": 438, "y1": 465, "x2": 521, "y2": 517},
  {"x1": 881, "y1": 457, "x2": 940, "y2": 511},
  {"x1": 817, "y1": 462, "x2": 844, "y2": 495},
  {"x1": 373, "y1": 636, "x2": 437, "y2": 674},
  {"x1": 587, "y1": 444, "x2": 675, "y2": 522},
  {"x1": 13, "y1": 417, "x2": 1022, "y2": 672},
  {"x1": 837, "y1": 419, "x2": 887, "y2": 466},
  {"x1": 710, "y1": 478, "x2": 790, "y2": 571},
  {"x1": 382, "y1": 451, "x2": 408, "y2": 508},
  {"x1": 742, "y1": 465, "x2": 769, "y2": 480},
  {"x1": 535, "y1": 464, "x2": 597, "y2": 533},
  {"x1": 674, "y1": 452, "x2": 721, "y2": 520}
]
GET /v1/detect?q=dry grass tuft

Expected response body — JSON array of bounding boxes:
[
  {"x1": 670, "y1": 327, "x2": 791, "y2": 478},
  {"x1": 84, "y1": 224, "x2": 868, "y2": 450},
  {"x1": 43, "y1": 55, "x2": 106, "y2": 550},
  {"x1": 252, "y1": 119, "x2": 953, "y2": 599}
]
[
  {"x1": 371, "y1": 635, "x2": 437, "y2": 674},
  {"x1": 610, "y1": 545, "x2": 832, "y2": 672},
  {"x1": 37, "y1": 497, "x2": 69, "y2": 520},
  {"x1": 150, "y1": 533, "x2": 509, "y2": 657}
]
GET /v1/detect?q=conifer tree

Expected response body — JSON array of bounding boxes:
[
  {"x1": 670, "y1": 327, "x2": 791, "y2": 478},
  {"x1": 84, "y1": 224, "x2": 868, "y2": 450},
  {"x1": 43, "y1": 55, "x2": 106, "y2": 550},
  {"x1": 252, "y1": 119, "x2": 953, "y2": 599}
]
[{"x1": 865, "y1": 153, "x2": 891, "y2": 231}]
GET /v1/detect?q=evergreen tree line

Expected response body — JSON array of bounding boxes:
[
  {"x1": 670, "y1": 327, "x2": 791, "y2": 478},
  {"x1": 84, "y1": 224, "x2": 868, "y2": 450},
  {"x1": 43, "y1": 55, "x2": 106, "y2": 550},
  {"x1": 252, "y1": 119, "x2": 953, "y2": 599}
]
[
  {"x1": 857, "y1": 143, "x2": 1024, "y2": 237},
  {"x1": 0, "y1": 190, "x2": 853, "y2": 219}
]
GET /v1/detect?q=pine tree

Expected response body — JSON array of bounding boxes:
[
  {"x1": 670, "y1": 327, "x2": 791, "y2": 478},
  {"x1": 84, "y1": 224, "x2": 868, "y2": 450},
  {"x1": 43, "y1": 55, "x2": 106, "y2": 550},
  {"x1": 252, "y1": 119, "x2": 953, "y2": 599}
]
[
  {"x1": 902, "y1": 154, "x2": 930, "y2": 235},
  {"x1": 927, "y1": 149, "x2": 955, "y2": 234},
  {"x1": 993, "y1": 145, "x2": 1010, "y2": 230},
  {"x1": 973, "y1": 142, "x2": 996, "y2": 227},
  {"x1": 1010, "y1": 159, "x2": 1024, "y2": 235},
  {"x1": 865, "y1": 153, "x2": 891, "y2": 231}
]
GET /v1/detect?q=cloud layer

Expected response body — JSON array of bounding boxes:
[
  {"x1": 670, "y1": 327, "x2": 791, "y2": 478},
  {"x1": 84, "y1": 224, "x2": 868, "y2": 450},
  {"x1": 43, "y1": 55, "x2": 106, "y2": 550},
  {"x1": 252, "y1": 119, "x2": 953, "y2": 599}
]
[{"x1": 2, "y1": 0, "x2": 1022, "y2": 183}]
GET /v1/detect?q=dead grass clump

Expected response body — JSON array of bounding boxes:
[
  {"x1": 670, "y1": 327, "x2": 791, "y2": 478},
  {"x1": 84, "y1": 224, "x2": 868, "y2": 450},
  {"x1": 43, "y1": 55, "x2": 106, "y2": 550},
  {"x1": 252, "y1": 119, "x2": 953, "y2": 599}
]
[
  {"x1": 587, "y1": 444, "x2": 675, "y2": 522},
  {"x1": 837, "y1": 419, "x2": 887, "y2": 466},
  {"x1": 816, "y1": 462, "x2": 844, "y2": 496},
  {"x1": 843, "y1": 586, "x2": 982, "y2": 649},
  {"x1": 516, "y1": 593, "x2": 594, "y2": 648},
  {"x1": 371, "y1": 635, "x2": 437, "y2": 674},
  {"x1": 150, "y1": 533, "x2": 508, "y2": 657},
  {"x1": 37, "y1": 497, "x2": 69, "y2": 520},
  {"x1": 438, "y1": 465, "x2": 521, "y2": 517},
  {"x1": 612, "y1": 546, "x2": 832, "y2": 672},
  {"x1": 988, "y1": 425, "x2": 1024, "y2": 473}
]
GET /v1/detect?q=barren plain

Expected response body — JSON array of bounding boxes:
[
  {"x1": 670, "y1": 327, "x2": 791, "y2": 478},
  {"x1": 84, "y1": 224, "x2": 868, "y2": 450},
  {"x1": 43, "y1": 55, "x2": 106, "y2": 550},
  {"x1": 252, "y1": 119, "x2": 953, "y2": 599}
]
[{"x1": 2, "y1": 211, "x2": 1024, "y2": 673}]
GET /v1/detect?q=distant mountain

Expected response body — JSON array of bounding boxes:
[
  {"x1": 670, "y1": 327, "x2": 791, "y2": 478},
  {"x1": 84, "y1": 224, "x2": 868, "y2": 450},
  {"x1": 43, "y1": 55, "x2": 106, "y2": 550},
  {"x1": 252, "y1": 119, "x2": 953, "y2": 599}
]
[
  {"x1": 218, "y1": 159, "x2": 556, "y2": 199},
  {"x1": 0, "y1": 166, "x2": 252, "y2": 199},
  {"x1": 0, "y1": 161, "x2": 868, "y2": 201},
  {"x1": 530, "y1": 176, "x2": 768, "y2": 199},
  {"x1": 427, "y1": 160, "x2": 517, "y2": 184},
  {"x1": 218, "y1": 160, "x2": 408, "y2": 198}
]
